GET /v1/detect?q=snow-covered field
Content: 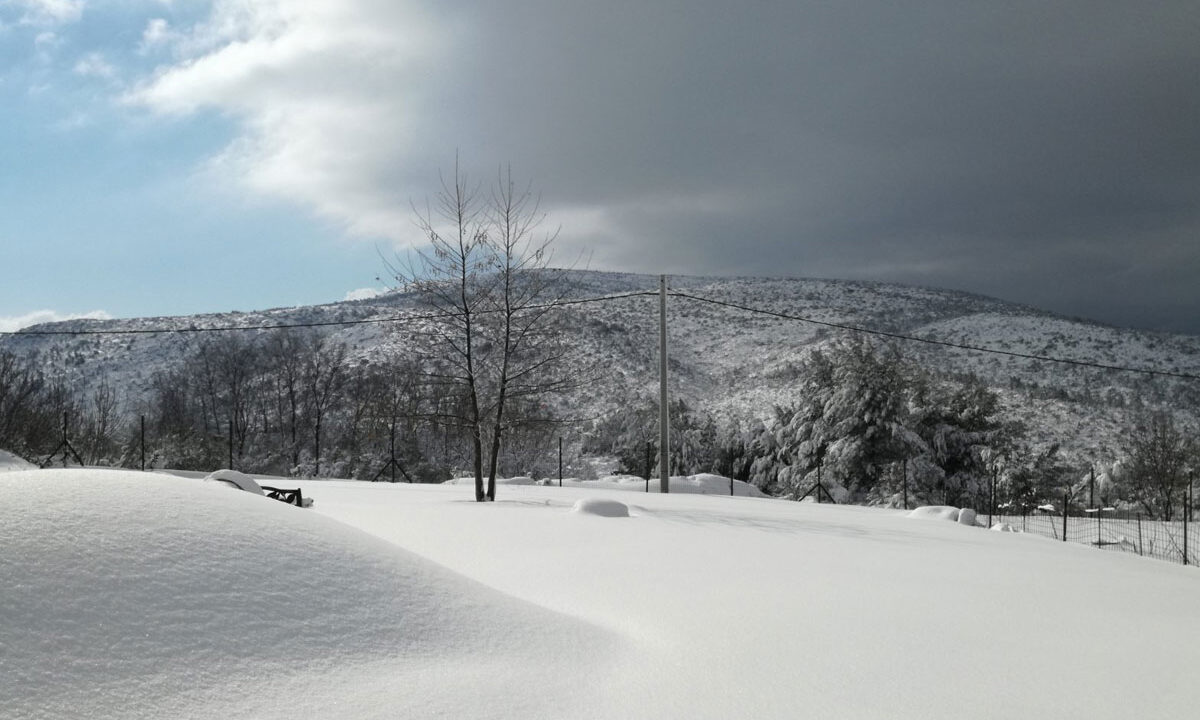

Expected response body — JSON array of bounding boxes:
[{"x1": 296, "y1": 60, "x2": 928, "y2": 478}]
[{"x1": 3, "y1": 469, "x2": 1198, "y2": 719}]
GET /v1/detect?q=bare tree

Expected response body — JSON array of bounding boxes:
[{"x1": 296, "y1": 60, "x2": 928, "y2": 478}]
[
  {"x1": 0, "y1": 351, "x2": 54, "y2": 456},
  {"x1": 390, "y1": 160, "x2": 574, "y2": 501},
  {"x1": 265, "y1": 330, "x2": 306, "y2": 467},
  {"x1": 81, "y1": 376, "x2": 122, "y2": 464},
  {"x1": 302, "y1": 336, "x2": 347, "y2": 477},
  {"x1": 390, "y1": 159, "x2": 491, "y2": 499},
  {"x1": 1120, "y1": 413, "x2": 1195, "y2": 520},
  {"x1": 207, "y1": 333, "x2": 260, "y2": 464},
  {"x1": 480, "y1": 166, "x2": 572, "y2": 498}
]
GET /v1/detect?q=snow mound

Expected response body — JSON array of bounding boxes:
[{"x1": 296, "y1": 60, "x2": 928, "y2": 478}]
[
  {"x1": 0, "y1": 448, "x2": 36, "y2": 472},
  {"x1": 574, "y1": 473, "x2": 767, "y2": 497},
  {"x1": 991, "y1": 522, "x2": 1017, "y2": 532},
  {"x1": 571, "y1": 497, "x2": 630, "y2": 517},
  {"x1": 203, "y1": 468, "x2": 264, "y2": 494},
  {"x1": 907, "y1": 506, "x2": 963, "y2": 521},
  {"x1": 443, "y1": 475, "x2": 540, "y2": 486},
  {"x1": 675, "y1": 473, "x2": 768, "y2": 497},
  {"x1": 0, "y1": 469, "x2": 619, "y2": 719},
  {"x1": 907, "y1": 506, "x2": 982, "y2": 526}
]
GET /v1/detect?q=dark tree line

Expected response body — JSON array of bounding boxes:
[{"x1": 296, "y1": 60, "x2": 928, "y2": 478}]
[
  {"x1": 585, "y1": 337, "x2": 1198, "y2": 517},
  {"x1": 0, "y1": 326, "x2": 562, "y2": 482},
  {"x1": 136, "y1": 329, "x2": 562, "y2": 480},
  {"x1": 0, "y1": 351, "x2": 122, "y2": 465}
]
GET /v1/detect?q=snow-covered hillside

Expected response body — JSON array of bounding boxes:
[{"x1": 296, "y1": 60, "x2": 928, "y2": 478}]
[
  {"x1": 2, "y1": 271, "x2": 1197, "y2": 469},
  {"x1": 3, "y1": 468, "x2": 1198, "y2": 719}
]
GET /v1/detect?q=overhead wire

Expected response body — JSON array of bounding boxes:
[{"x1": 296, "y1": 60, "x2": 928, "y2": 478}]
[{"x1": 668, "y1": 290, "x2": 1200, "y2": 382}]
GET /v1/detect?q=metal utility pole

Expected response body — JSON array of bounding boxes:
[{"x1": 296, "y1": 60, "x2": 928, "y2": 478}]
[{"x1": 659, "y1": 274, "x2": 670, "y2": 494}]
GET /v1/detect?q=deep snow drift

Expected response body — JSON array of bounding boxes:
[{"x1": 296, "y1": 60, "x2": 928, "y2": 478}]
[
  {"x1": 4, "y1": 469, "x2": 1199, "y2": 719},
  {"x1": 0, "y1": 470, "x2": 621, "y2": 720}
]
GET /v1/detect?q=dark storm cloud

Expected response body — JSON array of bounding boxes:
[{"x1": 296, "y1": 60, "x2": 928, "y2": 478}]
[{"x1": 405, "y1": 1, "x2": 1200, "y2": 332}]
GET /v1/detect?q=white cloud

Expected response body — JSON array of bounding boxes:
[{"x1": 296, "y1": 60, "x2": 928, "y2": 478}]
[
  {"x1": 32, "y1": 29, "x2": 59, "y2": 62},
  {"x1": 139, "y1": 17, "x2": 176, "y2": 53},
  {"x1": 73, "y1": 51, "x2": 115, "y2": 78},
  {"x1": 126, "y1": 0, "x2": 446, "y2": 243},
  {"x1": 343, "y1": 287, "x2": 384, "y2": 302},
  {"x1": 10, "y1": 0, "x2": 85, "y2": 26},
  {"x1": 0, "y1": 309, "x2": 111, "y2": 333}
]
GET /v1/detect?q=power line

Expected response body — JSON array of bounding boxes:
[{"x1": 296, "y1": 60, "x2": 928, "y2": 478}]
[
  {"x1": 0, "y1": 290, "x2": 657, "y2": 337},
  {"x1": 669, "y1": 290, "x2": 1200, "y2": 382}
]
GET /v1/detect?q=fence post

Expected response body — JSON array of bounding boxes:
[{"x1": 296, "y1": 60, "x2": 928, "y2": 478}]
[
  {"x1": 140, "y1": 415, "x2": 146, "y2": 472},
  {"x1": 987, "y1": 466, "x2": 995, "y2": 529},
  {"x1": 645, "y1": 441, "x2": 651, "y2": 493},
  {"x1": 1185, "y1": 474, "x2": 1191, "y2": 566},
  {"x1": 1062, "y1": 491, "x2": 1069, "y2": 543},
  {"x1": 1137, "y1": 514, "x2": 1143, "y2": 556},
  {"x1": 558, "y1": 437, "x2": 563, "y2": 488},
  {"x1": 816, "y1": 460, "x2": 823, "y2": 504},
  {"x1": 903, "y1": 457, "x2": 908, "y2": 511}
]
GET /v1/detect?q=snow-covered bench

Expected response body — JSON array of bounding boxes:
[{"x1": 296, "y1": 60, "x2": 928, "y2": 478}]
[{"x1": 204, "y1": 469, "x2": 313, "y2": 507}]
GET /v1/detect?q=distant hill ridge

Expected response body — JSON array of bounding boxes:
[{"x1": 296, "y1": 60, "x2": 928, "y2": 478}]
[{"x1": 4, "y1": 270, "x2": 1198, "y2": 468}]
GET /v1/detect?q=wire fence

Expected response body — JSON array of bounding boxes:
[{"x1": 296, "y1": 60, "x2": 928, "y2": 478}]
[{"x1": 987, "y1": 510, "x2": 1197, "y2": 567}]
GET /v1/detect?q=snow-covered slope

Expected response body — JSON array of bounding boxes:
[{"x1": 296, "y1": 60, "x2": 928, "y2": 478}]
[
  {"x1": 3, "y1": 271, "x2": 1196, "y2": 466},
  {"x1": 4, "y1": 469, "x2": 1198, "y2": 719}
]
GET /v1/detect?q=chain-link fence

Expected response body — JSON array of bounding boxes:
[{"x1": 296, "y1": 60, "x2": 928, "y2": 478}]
[{"x1": 986, "y1": 509, "x2": 1197, "y2": 567}]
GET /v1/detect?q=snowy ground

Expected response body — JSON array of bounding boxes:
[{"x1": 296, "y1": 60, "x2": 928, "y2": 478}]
[{"x1": 3, "y1": 469, "x2": 1199, "y2": 719}]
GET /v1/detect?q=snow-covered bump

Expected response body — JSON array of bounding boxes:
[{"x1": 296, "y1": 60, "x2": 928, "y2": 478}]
[
  {"x1": 0, "y1": 449, "x2": 36, "y2": 472},
  {"x1": 0, "y1": 469, "x2": 620, "y2": 718},
  {"x1": 906, "y1": 506, "x2": 961, "y2": 522},
  {"x1": 204, "y1": 468, "x2": 264, "y2": 495},
  {"x1": 570, "y1": 497, "x2": 630, "y2": 517}
]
